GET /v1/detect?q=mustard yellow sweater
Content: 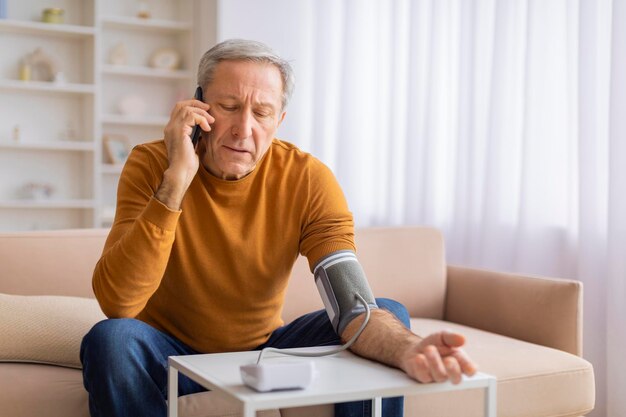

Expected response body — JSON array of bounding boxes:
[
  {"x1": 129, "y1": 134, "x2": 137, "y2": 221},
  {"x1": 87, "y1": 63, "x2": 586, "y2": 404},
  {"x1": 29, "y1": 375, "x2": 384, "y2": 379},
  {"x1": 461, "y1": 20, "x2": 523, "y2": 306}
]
[{"x1": 93, "y1": 139, "x2": 355, "y2": 353}]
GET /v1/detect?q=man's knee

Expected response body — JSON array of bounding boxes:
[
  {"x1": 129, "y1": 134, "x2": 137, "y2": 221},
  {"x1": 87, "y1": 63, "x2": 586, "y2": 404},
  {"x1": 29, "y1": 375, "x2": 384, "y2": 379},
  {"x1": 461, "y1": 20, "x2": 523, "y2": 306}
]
[
  {"x1": 80, "y1": 318, "x2": 149, "y2": 364},
  {"x1": 375, "y1": 298, "x2": 410, "y2": 328}
]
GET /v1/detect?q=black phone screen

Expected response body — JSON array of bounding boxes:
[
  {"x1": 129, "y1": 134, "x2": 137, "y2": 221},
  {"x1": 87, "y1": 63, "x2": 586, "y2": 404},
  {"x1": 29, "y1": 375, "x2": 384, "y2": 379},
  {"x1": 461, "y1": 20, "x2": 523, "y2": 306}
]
[{"x1": 191, "y1": 86, "x2": 203, "y2": 146}]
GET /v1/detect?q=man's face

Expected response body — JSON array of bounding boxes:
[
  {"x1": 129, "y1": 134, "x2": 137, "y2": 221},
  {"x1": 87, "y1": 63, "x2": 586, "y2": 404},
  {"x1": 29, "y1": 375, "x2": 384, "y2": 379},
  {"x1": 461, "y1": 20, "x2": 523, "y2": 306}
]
[{"x1": 200, "y1": 60, "x2": 286, "y2": 180}]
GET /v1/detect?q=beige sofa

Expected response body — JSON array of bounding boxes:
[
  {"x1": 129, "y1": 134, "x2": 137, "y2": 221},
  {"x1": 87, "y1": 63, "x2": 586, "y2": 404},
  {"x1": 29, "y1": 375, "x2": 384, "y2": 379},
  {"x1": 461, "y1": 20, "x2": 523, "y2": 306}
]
[{"x1": 0, "y1": 227, "x2": 594, "y2": 417}]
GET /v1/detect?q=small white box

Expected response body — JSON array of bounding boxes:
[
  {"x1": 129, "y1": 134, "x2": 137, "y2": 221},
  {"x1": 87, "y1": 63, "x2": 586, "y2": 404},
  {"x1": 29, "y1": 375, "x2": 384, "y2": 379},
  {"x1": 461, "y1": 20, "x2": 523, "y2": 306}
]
[{"x1": 240, "y1": 361, "x2": 316, "y2": 392}]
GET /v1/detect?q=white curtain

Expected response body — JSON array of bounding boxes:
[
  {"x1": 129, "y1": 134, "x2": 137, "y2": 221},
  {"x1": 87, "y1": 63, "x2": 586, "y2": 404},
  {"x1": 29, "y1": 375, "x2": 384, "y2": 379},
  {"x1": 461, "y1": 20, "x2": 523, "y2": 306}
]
[{"x1": 217, "y1": 0, "x2": 626, "y2": 415}]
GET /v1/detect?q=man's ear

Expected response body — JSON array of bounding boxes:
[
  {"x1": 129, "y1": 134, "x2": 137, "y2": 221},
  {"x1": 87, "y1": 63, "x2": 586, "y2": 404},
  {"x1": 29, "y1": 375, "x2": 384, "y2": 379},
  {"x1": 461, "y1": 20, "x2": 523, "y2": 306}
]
[{"x1": 278, "y1": 111, "x2": 286, "y2": 126}]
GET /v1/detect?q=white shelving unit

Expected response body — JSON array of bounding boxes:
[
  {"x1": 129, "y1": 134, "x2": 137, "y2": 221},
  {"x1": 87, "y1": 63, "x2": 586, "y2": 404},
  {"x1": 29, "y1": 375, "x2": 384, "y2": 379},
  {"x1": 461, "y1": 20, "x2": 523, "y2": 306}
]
[
  {"x1": 96, "y1": 0, "x2": 194, "y2": 227},
  {"x1": 0, "y1": 141, "x2": 95, "y2": 152},
  {"x1": 101, "y1": 64, "x2": 192, "y2": 80},
  {"x1": 0, "y1": 19, "x2": 96, "y2": 37},
  {"x1": 0, "y1": 0, "x2": 96, "y2": 231},
  {"x1": 0, "y1": 199, "x2": 97, "y2": 209},
  {"x1": 100, "y1": 15, "x2": 192, "y2": 32},
  {"x1": 0, "y1": 0, "x2": 196, "y2": 231},
  {"x1": 101, "y1": 113, "x2": 171, "y2": 127},
  {"x1": 0, "y1": 79, "x2": 96, "y2": 94}
]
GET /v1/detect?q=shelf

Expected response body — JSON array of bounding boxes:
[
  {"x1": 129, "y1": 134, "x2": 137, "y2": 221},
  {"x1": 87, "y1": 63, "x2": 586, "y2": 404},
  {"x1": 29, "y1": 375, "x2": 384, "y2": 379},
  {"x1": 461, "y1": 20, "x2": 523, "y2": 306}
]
[
  {"x1": 101, "y1": 164, "x2": 124, "y2": 174},
  {"x1": 100, "y1": 16, "x2": 192, "y2": 33},
  {"x1": 102, "y1": 65, "x2": 192, "y2": 80},
  {"x1": 102, "y1": 113, "x2": 168, "y2": 127},
  {"x1": 0, "y1": 141, "x2": 95, "y2": 152},
  {"x1": 0, "y1": 19, "x2": 96, "y2": 38},
  {"x1": 0, "y1": 199, "x2": 97, "y2": 209},
  {"x1": 0, "y1": 79, "x2": 95, "y2": 95}
]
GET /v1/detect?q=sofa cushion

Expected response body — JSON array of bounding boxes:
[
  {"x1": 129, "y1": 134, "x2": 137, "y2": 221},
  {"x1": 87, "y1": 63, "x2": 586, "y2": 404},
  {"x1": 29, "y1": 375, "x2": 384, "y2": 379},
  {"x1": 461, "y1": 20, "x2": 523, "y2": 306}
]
[
  {"x1": 0, "y1": 363, "x2": 281, "y2": 417},
  {"x1": 0, "y1": 363, "x2": 90, "y2": 417},
  {"x1": 179, "y1": 390, "x2": 280, "y2": 417},
  {"x1": 0, "y1": 294, "x2": 106, "y2": 369},
  {"x1": 408, "y1": 319, "x2": 595, "y2": 417}
]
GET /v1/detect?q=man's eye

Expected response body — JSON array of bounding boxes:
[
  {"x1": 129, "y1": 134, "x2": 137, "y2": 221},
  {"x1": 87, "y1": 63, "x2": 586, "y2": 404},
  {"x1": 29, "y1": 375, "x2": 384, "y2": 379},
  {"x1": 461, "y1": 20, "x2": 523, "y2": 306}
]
[
  {"x1": 254, "y1": 111, "x2": 270, "y2": 118},
  {"x1": 221, "y1": 105, "x2": 237, "y2": 111}
]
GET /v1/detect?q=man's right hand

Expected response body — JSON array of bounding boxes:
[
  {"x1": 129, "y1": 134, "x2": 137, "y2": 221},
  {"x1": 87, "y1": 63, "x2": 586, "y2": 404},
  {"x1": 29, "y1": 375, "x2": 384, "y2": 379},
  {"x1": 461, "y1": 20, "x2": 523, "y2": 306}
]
[{"x1": 156, "y1": 99, "x2": 215, "y2": 210}]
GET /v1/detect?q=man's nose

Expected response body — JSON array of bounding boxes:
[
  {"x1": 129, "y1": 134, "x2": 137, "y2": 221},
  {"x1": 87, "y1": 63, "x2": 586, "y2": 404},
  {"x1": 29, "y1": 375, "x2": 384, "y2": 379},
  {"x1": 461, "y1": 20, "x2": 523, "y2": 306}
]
[{"x1": 231, "y1": 110, "x2": 253, "y2": 138}]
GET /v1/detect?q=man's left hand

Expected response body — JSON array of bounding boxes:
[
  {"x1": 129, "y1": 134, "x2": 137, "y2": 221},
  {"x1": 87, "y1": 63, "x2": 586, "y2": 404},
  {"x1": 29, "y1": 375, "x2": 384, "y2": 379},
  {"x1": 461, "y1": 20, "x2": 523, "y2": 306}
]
[{"x1": 399, "y1": 330, "x2": 477, "y2": 384}]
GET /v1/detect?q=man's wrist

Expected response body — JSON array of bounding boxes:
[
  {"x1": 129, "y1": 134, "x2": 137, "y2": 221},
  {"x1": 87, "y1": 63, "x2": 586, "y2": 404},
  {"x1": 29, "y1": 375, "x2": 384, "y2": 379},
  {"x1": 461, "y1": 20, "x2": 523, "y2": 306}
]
[
  {"x1": 394, "y1": 335, "x2": 423, "y2": 371},
  {"x1": 155, "y1": 168, "x2": 188, "y2": 210}
]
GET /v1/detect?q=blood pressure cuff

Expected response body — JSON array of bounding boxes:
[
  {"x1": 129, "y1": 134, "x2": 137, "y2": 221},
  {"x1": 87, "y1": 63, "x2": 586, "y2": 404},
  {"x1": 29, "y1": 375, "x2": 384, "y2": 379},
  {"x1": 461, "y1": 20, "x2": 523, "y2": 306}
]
[{"x1": 313, "y1": 250, "x2": 378, "y2": 335}]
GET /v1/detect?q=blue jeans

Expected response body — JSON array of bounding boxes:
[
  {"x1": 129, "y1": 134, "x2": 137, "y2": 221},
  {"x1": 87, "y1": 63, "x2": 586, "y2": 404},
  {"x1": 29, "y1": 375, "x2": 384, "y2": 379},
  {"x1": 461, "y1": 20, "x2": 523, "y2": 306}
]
[{"x1": 80, "y1": 298, "x2": 409, "y2": 417}]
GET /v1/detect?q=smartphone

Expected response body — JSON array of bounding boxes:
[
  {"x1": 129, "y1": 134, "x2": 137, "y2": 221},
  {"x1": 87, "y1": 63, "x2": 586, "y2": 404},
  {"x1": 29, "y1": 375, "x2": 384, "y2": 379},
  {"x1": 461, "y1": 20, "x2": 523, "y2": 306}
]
[{"x1": 191, "y1": 86, "x2": 203, "y2": 146}]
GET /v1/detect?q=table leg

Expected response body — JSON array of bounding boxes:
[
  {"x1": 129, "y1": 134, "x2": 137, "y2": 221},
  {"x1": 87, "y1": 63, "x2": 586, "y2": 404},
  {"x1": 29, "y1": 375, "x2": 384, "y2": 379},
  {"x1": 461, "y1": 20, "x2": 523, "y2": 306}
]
[
  {"x1": 168, "y1": 365, "x2": 178, "y2": 417},
  {"x1": 485, "y1": 377, "x2": 498, "y2": 417},
  {"x1": 243, "y1": 403, "x2": 256, "y2": 417},
  {"x1": 373, "y1": 397, "x2": 382, "y2": 417}
]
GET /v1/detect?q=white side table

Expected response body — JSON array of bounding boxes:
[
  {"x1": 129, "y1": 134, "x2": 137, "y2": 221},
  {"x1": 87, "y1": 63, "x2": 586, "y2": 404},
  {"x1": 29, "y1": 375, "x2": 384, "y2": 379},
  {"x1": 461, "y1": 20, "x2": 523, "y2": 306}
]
[{"x1": 168, "y1": 347, "x2": 497, "y2": 417}]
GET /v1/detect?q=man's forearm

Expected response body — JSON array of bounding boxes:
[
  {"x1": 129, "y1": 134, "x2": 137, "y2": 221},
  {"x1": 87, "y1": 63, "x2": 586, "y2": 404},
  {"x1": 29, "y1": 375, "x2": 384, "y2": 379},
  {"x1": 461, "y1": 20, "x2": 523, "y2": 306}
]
[
  {"x1": 93, "y1": 145, "x2": 184, "y2": 319},
  {"x1": 342, "y1": 309, "x2": 421, "y2": 370}
]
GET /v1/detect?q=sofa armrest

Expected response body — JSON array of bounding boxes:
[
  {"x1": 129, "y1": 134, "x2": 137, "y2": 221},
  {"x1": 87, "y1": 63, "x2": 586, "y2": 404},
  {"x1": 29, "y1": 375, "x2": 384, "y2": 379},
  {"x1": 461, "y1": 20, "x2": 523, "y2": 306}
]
[{"x1": 444, "y1": 265, "x2": 583, "y2": 356}]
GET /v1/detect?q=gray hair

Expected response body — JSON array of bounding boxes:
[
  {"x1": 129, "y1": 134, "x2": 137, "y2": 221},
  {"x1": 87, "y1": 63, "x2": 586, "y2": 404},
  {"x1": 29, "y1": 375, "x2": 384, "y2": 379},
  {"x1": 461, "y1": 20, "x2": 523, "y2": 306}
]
[{"x1": 197, "y1": 39, "x2": 295, "y2": 110}]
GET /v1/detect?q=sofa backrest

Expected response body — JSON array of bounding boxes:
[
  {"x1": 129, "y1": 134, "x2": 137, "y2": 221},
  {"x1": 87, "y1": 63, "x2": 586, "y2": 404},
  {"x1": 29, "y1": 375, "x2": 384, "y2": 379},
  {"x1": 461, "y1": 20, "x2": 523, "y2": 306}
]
[
  {"x1": 0, "y1": 226, "x2": 447, "y2": 320},
  {"x1": 0, "y1": 228, "x2": 109, "y2": 298},
  {"x1": 281, "y1": 227, "x2": 446, "y2": 322}
]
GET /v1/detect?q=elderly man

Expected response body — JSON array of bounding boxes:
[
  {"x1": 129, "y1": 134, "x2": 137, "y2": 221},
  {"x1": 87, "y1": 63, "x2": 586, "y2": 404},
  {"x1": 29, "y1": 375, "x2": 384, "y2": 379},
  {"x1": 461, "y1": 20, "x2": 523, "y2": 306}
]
[{"x1": 80, "y1": 39, "x2": 476, "y2": 417}]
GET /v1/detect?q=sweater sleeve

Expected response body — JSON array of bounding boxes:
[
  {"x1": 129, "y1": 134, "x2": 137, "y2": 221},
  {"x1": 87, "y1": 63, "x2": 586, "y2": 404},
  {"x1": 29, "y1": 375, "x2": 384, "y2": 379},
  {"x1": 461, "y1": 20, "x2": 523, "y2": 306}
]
[
  {"x1": 299, "y1": 158, "x2": 356, "y2": 270},
  {"x1": 92, "y1": 144, "x2": 181, "y2": 318}
]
